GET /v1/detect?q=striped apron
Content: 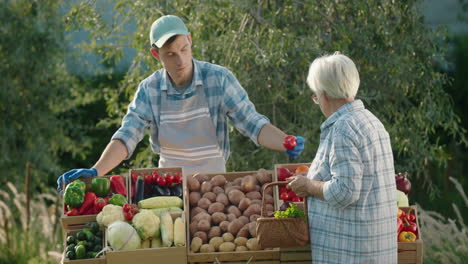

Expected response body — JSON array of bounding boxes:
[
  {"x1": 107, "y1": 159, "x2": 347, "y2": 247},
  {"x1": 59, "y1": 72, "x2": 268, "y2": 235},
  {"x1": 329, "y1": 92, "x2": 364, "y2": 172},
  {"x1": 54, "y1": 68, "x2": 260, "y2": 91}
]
[{"x1": 158, "y1": 85, "x2": 226, "y2": 176}]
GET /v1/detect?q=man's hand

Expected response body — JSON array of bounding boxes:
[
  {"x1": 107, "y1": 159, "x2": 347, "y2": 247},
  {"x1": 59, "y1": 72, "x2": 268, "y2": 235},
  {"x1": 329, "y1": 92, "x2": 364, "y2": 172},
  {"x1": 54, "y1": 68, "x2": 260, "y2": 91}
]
[
  {"x1": 57, "y1": 168, "x2": 97, "y2": 193},
  {"x1": 286, "y1": 136, "x2": 305, "y2": 159},
  {"x1": 286, "y1": 176, "x2": 312, "y2": 197}
]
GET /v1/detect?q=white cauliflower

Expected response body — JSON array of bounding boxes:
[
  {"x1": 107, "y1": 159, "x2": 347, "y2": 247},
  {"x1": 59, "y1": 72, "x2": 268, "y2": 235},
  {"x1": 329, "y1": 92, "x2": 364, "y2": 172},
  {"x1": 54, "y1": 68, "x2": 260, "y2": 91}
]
[
  {"x1": 132, "y1": 209, "x2": 161, "y2": 240},
  {"x1": 96, "y1": 204, "x2": 124, "y2": 227}
]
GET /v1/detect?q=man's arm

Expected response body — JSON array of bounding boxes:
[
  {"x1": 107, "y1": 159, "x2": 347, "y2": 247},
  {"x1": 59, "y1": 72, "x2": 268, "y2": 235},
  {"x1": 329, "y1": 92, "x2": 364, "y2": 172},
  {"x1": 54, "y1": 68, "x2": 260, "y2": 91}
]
[
  {"x1": 92, "y1": 139, "x2": 129, "y2": 176},
  {"x1": 257, "y1": 123, "x2": 287, "y2": 151}
]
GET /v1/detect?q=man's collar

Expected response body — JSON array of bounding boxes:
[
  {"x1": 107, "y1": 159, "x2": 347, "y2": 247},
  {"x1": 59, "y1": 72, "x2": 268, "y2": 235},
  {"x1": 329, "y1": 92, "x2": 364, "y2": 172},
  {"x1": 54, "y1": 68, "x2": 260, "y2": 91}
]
[
  {"x1": 320, "y1": 99, "x2": 365, "y2": 131},
  {"x1": 161, "y1": 59, "x2": 203, "y2": 95}
]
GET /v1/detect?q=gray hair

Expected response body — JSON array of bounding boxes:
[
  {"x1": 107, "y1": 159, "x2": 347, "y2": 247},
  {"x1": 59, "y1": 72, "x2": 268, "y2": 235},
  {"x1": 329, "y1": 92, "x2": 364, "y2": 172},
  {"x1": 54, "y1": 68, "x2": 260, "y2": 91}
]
[{"x1": 306, "y1": 52, "x2": 360, "y2": 99}]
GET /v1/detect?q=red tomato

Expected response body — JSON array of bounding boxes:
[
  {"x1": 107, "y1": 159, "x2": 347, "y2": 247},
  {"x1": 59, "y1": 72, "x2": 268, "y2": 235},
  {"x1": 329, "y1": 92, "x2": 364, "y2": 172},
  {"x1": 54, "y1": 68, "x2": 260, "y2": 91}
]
[
  {"x1": 173, "y1": 173, "x2": 182, "y2": 184},
  {"x1": 151, "y1": 170, "x2": 160, "y2": 182},
  {"x1": 291, "y1": 196, "x2": 301, "y2": 202},
  {"x1": 280, "y1": 192, "x2": 289, "y2": 201},
  {"x1": 277, "y1": 168, "x2": 292, "y2": 181},
  {"x1": 288, "y1": 191, "x2": 297, "y2": 199},
  {"x1": 156, "y1": 176, "x2": 166, "y2": 187},
  {"x1": 165, "y1": 174, "x2": 174, "y2": 186},
  {"x1": 144, "y1": 173, "x2": 153, "y2": 185},
  {"x1": 279, "y1": 187, "x2": 288, "y2": 194}
]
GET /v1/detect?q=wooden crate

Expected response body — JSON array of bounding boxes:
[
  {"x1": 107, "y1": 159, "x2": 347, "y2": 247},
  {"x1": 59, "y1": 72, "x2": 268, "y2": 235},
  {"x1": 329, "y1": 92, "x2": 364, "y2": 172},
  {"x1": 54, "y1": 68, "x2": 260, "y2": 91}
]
[
  {"x1": 128, "y1": 167, "x2": 183, "y2": 204},
  {"x1": 104, "y1": 211, "x2": 187, "y2": 264},
  {"x1": 185, "y1": 171, "x2": 280, "y2": 264},
  {"x1": 398, "y1": 205, "x2": 423, "y2": 264},
  {"x1": 272, "y1": 163, "x2": 311, "y2": 212},
  {"x1": 61, "y1": 173, "x2": 129, "y2": 231},
  {"x1": 61, "y1": 224, "x2": 105, "y2": 264},
  {"x1": 279, "y1": 246, "x2": 311, "y2": 264}
]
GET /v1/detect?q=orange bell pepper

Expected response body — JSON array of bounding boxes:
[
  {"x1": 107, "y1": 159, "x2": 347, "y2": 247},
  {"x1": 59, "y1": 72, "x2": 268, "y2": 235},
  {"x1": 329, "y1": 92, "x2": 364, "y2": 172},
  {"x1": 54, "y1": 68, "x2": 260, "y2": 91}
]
[
  {"x1": 397, "y1": 208, "x2": 404, "y2": 218},
  {"x1": 398, "y1": 231, "x2": 417, "y2": 242}
]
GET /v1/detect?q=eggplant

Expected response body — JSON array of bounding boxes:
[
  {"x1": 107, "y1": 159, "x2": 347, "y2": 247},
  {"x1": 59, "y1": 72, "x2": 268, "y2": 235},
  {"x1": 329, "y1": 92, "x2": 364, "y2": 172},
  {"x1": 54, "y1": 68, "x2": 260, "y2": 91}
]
[
  {"x1": 170, "y1": 185, "x2": 183, "y2": 198},
  {"x1": 134, "y1": 176, "x2": 145, "y2": 204},
  {"x1": 151, "y1": 184, "x2": 166, "y2": 197}
]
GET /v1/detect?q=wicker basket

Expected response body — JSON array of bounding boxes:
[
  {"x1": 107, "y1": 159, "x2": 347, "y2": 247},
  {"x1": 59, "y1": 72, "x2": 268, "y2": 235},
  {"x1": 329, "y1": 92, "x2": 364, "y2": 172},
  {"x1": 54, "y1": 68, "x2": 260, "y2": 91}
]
[{"x1": 256, "y1": 181, "x2": 310, "y2": 249}]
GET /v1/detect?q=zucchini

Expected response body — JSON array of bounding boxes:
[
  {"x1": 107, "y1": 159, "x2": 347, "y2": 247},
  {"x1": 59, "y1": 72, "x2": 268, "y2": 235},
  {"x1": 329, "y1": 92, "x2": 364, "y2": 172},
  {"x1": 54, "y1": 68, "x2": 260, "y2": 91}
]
[{"x1": 138, "y1": 196, "x2": 183, "y2": 209}]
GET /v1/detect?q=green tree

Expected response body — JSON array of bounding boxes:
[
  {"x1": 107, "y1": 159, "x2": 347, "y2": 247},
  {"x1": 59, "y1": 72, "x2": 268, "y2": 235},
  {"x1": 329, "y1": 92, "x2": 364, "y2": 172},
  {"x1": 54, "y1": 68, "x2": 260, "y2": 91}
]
[{"x1": 65, "y1": 0, "x2": 466, "y2": 189}]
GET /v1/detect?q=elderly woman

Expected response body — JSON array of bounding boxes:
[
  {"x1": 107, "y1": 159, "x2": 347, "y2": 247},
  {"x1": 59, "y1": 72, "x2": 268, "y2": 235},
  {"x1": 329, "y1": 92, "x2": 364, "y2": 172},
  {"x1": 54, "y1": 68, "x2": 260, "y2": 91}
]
[{"x1": 287, "y1": 53, "x2": 397, "y2": 263}]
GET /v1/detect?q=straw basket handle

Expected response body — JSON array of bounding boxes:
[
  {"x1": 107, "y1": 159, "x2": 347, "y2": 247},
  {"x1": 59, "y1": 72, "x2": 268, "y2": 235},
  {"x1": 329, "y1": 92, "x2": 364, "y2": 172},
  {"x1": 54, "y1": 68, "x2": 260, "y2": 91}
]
[{"x1": 261, "y1": 181, "x2": 308, "y2": 217}]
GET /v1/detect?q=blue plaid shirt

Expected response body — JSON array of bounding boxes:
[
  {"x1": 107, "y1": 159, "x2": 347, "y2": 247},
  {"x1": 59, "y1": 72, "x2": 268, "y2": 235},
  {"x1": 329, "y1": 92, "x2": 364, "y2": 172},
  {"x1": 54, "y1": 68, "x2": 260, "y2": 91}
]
[
  {"x1": 111, "y1": 59, "x2": 270, "y2": 160},
  {"x1": 307, "y1": 100, "x2": 397, "y2": 264}
]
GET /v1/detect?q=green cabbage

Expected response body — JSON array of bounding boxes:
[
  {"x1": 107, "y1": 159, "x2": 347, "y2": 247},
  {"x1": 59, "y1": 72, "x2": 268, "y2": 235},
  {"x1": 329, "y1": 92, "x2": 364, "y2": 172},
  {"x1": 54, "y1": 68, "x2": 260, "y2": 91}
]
[{"x1": 107, "y1": 221, "x2": 141, "y2": 250}]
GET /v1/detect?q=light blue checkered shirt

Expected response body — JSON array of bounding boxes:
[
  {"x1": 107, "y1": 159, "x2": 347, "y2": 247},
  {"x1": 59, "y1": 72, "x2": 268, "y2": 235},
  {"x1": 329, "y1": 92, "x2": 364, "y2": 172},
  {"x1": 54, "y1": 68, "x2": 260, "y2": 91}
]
[
  {"x1": 111, "y1": 59, "x2": 270, "y2": 161},
  {"x1": 307, "y1": 100, "x2": 397, "y2": 264}
]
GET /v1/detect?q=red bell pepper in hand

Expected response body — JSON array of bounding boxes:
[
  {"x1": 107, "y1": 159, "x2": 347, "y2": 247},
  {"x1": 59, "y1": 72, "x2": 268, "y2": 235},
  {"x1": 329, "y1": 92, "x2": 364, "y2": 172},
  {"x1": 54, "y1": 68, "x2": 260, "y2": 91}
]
[
  {"x1": 283, "y1": 135, "x2": 297, "y2": 150},
  {"x1": 110, "y1": 175, "x2": 127, "y2": 196},
  {"x1": 78, "y1": 192, "x2": 97, "y2": 215},
  {"x1": 94, "y1": 197, "x2": 107, "y2": 214}
]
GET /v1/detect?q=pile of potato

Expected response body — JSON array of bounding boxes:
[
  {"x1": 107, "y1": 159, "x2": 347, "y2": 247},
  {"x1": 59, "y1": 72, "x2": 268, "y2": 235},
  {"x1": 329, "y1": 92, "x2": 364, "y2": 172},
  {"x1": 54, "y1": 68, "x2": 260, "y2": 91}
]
[{"x1": 188, "y1": 169, "x2": 275, "y2": 253}]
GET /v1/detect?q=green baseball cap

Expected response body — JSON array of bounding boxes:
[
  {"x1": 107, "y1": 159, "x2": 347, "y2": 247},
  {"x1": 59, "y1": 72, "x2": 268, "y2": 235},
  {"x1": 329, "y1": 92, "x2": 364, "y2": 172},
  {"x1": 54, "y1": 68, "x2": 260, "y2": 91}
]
[{"x1": 150, "y1": 15, "x2": 189, "y2": 48}]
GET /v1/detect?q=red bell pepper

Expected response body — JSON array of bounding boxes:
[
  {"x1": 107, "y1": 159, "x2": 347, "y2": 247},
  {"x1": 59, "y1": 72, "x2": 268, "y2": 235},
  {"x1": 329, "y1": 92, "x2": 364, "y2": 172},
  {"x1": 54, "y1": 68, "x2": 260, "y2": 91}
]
[
  {"x1": 78, "y1": 192, "x2": 97, "y2": 215},
  {"x1": 403, "y1": 218, "x2": 418, "y2": 235},
  {"x1": 397, "y1": 217, "x2": 404, "y2": 234},
  {"x1": 94, "y1": 197, "x2": 107, "y2": 214},
  {"x1": 110, "y1": 175, "x2": 127, "y2": 196},
  {"x1": 283, "y1": 135, "x2": 297, "y2": 150},
  {"x1": 66, "y1": 208, "x2": 79, "y2": 216}
]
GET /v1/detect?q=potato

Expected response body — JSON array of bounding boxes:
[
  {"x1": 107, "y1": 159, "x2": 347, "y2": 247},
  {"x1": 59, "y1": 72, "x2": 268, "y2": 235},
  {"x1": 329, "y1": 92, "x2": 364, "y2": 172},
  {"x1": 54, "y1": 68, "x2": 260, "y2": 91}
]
[
  {"x1": 236, "y1": 225, "x2": 250, "y2": 238},
  {"x1": 193, "y1": 231, "x2": 208, "y2": 244},
  {"x1": 249, "y1": 214, "x2": 260, "y2": 222},
  {"x1": 219, "y1": 242, "x2": 236, "y2": 252},
  {"x1": 199, "y1": 244, "x2": 215, "y2": 253},
  {"x1": 211, "y1": 175, "x2": 227, "y2": 187},
  {"x1": 191, "y1": 207, "x2": 207, "y2": 218},
  {"x1": 248, "y1": 222, "x2": 257, "y2": 237},
  {"x1": 255, "y1": 169, "x2": 272, "y2": 184},
  {"x1": 189, "y1": 192, "x2": 201, "y2": 206},
  {"x1": 208, "y1": 202, "x2": 225, "y2": 214},
  {"x1": 262, "y1": 184, "x2": 273, "y2": 195},
  {"x1": 227, "y1": 219, "x2": 244, "y2": 236},
  {"x1": 246, "y1": 238, "x2": 261, "y2": 251},
  {"x1": 245, "y1": 191, "x2": 262, "y2": 200},
  {"x1": 194, "y1": 173, "x2": 210, "y2": 183},
  {"x1": 208, "y1": 226, "x2": 221, "y2": 239},
  {"x1": 226, "y1": 206, "x2": 242, "y2": 218},
  {"x1": 235, "y1": 246, "x2": 248, "y2": 251},
  {"x1": 187, "y1": 176, "x2": 200, "y2": 191},
  {"x1": 197, "y1": 219, "x2": 211, "y2": 232},
  {"x1": 243, "y1": 204, "x2": 261, "y2": 217},
  {"x1": 190, "y1": 237, "x2": 203, "y2": 253},
  {"x1": 202, "y1": 192, "x2": 217, "y2": 203},
  {"x1": 200, "y1": 181, "x2": 212, "y2": 194},
  {"x1": 238, "y1": 216, "x2": 249, "y2": 225},
  {"x1": 189, "y1": 221, "x2": 198, "y2": 236},
  {"x1": 266, "y1": 204, "x2": 274, "y2": 212},
  {"x1": 197, "y1": 197, "x2": 212, "y2": 210},
  {"x1": 193, "y1": 212, "x2": 211, "y2": 223},
  {"x1": 212, "y1": 186, "x2": 224, "y2": 194},
  {"x1": 209, "y1": 237, "x2": 224, "y2": 251},
  {"x1": 234, "y1": 237, "x2": 248, "y2": 247},
  {"x1": 227, "y1": 190, "x2": 245, "y2": 206},
  {"x1": 241, "y1": 175, "x2": 257, "y2": 193},
  {"x1": 251, "y1": 199, "x2": 261, "y2": 205},
  {"x1": 216, "y1": 193, "x2": 229, "y2": 206},
  {"x1": 255, "y1": 185, "x2": 261, "y2": 192},
  {"x1": 219, "y1": 221, "x2": 230, "y2": 232},
  {"x1": 226, "y1": 213, "x2": 237, "y2": 222},
  {"x1": 225, "y1": 185, "x2": 241, "y2": 194},
  {"x1": 264, "y1": 194, "x2": 274, "y2": 205},
  {"x1": 233, "y1": 177, "x2": 243, "y2": 186},
  {"x1": 238, "y1": 198, "x2": 252, "y2": 211},
  {"x1": 211, "y1": 212, "x2": 227, "y2": 225},
  {"x1": 222, "y1": 232, "x2": 234, "y2": 242}
]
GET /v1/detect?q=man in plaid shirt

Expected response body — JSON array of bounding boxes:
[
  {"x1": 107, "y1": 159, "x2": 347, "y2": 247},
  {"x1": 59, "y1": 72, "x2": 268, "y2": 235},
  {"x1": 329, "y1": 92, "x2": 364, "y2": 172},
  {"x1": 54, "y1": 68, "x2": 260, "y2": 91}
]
[
  {"x1": 57, "y1": 15, "x2": 305, "y2": 190},
  {"x1": 287, "y1": 53, "x2": 397, "y2": 263}
]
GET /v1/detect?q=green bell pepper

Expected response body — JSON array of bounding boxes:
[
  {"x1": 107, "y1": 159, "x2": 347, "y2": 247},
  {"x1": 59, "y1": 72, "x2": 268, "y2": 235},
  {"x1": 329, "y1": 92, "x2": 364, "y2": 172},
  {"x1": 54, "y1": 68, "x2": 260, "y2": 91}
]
[
  {"x1": 91, "y1": 177, "x2": 110, "y2": 197},
  {"x1": 64, "y1": 185, "x2": 85, "y2": 208},
  {"x1": 109, "y1": 193, "x2": 127, "y2": 206},
  {"x1": 69, "y1": 180, "x2": 86, "y2": 193}
]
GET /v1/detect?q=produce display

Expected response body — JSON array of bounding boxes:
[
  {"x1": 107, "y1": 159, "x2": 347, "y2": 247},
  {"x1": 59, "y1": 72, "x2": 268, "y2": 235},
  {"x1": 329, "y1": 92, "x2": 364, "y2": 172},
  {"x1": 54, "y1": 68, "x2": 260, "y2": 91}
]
[
  {"x1": 63, "y1": 175, "x2": 128, "y2": 216},
  {"x1": 187, "y1": 169, "x2": 274, "y2": 253},
  {"x1": 64, "y1": 222, "x2": 103, "y2": 260},
  {"x1": 130, "y1": 169, "x2": 183, "y2": 204},
  {"x1": 276, "y1": 165, "x2": 309, "y2": 204},
  {"x1": 397, "y1": 207, "x2": 419, "y2": 242}
]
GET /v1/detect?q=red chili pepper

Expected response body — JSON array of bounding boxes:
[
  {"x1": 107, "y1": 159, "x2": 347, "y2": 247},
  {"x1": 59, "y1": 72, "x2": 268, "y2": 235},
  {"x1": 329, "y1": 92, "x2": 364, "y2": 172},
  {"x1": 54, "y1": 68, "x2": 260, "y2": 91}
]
[
  {"x1": 66, "y1": 208, "x2": 79, "y2": 216},
  {"x1": 94, "y1": 197, "x2": 107, "y2": 214},
  {"x1": 131, "y1": 183, "x2": 135, "y2": 198},
  {"x1": 397, "y1": 217, "x2": 404, "y2": 234},
  {"x1": 110, "y1": 175, "x2": 127, "y2": 196},
  {"x1": 78, "y1": 192, "x2": 97, "y2": 215},
  {"x1": 283, "y1": 135, "x2": 297, "y2": 150}
]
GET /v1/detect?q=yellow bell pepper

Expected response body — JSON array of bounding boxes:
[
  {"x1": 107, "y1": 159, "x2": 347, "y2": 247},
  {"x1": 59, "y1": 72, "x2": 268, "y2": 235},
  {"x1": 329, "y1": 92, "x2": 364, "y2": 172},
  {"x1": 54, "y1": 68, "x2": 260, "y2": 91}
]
[{"x1": 398, "y1": 231, "x2": 417, "y2": 242}]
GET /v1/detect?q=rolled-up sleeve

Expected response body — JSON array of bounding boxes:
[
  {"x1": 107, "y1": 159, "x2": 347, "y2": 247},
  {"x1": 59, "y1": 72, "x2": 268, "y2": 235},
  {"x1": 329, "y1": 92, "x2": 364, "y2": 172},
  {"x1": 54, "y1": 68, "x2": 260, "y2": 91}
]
[
  {"x1": 222, "y1": 70, "x2": 269, "y2": 145},
  {"x1": 111, "y1": 82, "x2": 152, "y2": 159},
  {"x1": 323, "y1": 132, "x2": 363, "y2": 209}
]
